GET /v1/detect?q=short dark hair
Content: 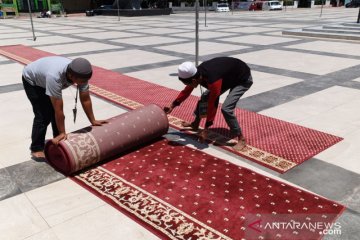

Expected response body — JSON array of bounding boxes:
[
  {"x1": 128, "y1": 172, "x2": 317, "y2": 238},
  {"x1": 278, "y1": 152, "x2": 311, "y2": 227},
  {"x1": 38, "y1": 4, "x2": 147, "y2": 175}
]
[
  {"x1": 179, "y1": 72, "x2": 199, "y2": 85},
  {"x1": 179, "y1": 77, "x2": 193, "y2": 85}
]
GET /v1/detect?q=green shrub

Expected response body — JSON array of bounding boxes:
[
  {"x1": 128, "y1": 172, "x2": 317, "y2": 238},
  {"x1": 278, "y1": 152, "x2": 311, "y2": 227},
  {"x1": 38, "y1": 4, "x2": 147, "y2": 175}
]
[
  {"x1": 315, "y1": 0, "x2": 325, "y2": 4},
  {"x1": 283, "y1": 0, "x2": 294, "y2": 6}
]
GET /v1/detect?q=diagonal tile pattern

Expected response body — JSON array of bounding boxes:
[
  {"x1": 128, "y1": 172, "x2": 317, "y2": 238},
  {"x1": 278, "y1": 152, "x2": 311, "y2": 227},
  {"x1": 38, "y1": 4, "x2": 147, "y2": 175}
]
[{"x1": 0, "y1": 7, "x2": 360, "y2": 240}]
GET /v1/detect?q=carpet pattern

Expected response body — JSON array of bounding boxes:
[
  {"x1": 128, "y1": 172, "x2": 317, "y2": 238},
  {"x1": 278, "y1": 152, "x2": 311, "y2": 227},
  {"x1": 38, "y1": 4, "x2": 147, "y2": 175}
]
[
  {"x1": 89, "y1": 85, "x2": 296, "y2": 172},
  {"x1": 0, "y1": 45, "x2": 343, "y2": 173},
  {"x1": 73, "y1": 138, "x2": 345, "y2": 239}
]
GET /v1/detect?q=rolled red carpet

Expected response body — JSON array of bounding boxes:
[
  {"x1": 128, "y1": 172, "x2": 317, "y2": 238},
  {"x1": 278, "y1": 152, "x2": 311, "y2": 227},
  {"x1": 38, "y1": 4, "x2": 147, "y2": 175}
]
[{"x1": 45, "y1": 104, "x2": 169, "y2": 175}]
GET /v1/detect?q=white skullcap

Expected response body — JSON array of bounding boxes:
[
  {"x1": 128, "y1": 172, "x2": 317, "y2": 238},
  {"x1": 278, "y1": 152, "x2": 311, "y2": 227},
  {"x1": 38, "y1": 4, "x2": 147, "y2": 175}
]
[{"x1": 178, "y1": 62, "x2": 197, "y2": 80}]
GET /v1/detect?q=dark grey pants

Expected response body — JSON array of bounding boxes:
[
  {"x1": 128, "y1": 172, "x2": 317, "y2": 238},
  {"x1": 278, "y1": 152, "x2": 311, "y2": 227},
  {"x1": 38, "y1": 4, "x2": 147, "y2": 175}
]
[{"x1": 194, "y1": 75, "x2": 253, "y2": 136}]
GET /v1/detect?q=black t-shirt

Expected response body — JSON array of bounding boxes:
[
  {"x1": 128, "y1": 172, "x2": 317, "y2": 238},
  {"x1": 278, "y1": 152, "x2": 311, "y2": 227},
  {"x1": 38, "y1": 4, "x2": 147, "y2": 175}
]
[
  {"x1": 198, "y1": 57, "x2": 251, "y2": 93},
  {"x1": 173, "y1": 57, "x2": 251, "y2": 127}
]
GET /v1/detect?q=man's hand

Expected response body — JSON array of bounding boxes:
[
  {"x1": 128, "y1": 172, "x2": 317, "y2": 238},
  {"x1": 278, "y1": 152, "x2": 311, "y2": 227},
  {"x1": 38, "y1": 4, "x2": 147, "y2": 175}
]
[
  {"x1": 91, "y1": 120, "x2": 108, "y2": 126},
  {"x1": 52, "y1": 133, "x2": 67, "y2": 145},
  {"x1": 80, "y1": 91, "x2": 108, "y2": 127},
  {"x1": 198, "y1": 129, "x2": 208, "y2": 143},
  {"x1": 163, "y1": 105, "x2": 174, "y2": 114}
]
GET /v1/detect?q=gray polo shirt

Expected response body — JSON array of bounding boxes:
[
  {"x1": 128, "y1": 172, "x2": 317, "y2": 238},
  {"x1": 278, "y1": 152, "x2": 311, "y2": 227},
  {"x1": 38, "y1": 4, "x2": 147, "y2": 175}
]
[{"x1": 22, "y1": 56, "x2": 89, "y2": 99}]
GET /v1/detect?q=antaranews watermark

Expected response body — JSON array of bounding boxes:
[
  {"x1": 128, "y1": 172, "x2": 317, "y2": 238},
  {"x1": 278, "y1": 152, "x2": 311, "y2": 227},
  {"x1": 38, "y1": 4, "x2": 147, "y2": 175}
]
[
  {"x1": 320, "y1": 224, "x2": 342, "y2": 236},
  {"x1": 244, "y1": 214, "x2": 342, "y2": 239}
]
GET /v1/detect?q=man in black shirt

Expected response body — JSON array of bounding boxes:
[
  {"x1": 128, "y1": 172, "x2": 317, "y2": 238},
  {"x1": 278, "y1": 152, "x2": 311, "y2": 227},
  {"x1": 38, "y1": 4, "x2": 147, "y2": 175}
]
[{"x1": 164, "y1": 57, "x2": 253, "y2": 150}]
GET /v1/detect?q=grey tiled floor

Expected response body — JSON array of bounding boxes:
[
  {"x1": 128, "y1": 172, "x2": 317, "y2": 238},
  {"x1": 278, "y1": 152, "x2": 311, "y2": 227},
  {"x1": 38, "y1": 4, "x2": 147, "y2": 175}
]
[{"x1": 0, "y1": 8, "x2": 359, "y2": 240}]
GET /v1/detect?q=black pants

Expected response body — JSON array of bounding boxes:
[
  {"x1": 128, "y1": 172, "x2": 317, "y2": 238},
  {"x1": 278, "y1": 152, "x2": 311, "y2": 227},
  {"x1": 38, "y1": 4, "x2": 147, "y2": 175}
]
[{"x1": 22, "y1": 77, "x2": 59, "y2": 152}]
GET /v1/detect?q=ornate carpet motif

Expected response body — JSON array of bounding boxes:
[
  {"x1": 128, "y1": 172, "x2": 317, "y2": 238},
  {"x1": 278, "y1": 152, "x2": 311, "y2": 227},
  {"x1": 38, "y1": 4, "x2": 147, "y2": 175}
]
[
  {"x1": 75, "y1": 167, "x2": 230, "y2": 240},
  {"x1": 73, "y1": 139, "x2": 345, "y2": 239},
  {"x1": 64, "y1": 131, "x2": 101, "y2": 173},
  {"x1": 0, "y1": 45, "x2": 343, "y2": 173}
]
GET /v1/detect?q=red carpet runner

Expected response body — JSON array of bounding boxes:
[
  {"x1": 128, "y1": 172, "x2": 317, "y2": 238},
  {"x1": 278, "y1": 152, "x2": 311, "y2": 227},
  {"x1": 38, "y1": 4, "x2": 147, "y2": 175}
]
[
  {"x1": 0, "y1": 45, "x2": 343, "y2": 173},
  {"x1": 72, "y1": 138, "x2": 344, "y2": 240}
]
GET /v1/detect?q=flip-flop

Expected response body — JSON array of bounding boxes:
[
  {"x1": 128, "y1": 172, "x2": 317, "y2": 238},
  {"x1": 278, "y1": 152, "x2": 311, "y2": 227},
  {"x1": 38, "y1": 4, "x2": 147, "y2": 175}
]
[{"x1": 31, "y1": 155, "x2": 46, "y2": 162}]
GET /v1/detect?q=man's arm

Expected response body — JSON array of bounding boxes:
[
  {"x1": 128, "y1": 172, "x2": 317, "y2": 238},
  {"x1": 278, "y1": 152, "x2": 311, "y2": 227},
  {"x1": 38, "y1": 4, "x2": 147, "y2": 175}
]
[
  {"x1": 50, "y1": 96, "x2": 66, "y2": 144},
  {"x1": 205, "y1": 79, "x2": 222, "y2": 128},
  {"x1": 79, "y1": 91, "x2": 107, "y2": 126},
  {"x1": 164, "y1": 85, "x2": 194, "y2": 114}
]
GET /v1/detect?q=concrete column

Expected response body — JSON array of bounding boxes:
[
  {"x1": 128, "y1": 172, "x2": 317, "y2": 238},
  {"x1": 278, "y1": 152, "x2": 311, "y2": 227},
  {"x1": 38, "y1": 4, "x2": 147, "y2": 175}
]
[
  {"x1": 169, "y1": 2, "x2": 172, "y2": 8},
  {"x1": 293, "y1": 0, "x2": 298, "y2": 8},
  {"x1": 180, "y1": 2, "x2": 186, "y2": 7},
  {"x1": 325, "y1": 0, "x2": 331, "y2": 6},
  {"x1": 311, "y1": 0, "x2": 315, "y2": 7}
]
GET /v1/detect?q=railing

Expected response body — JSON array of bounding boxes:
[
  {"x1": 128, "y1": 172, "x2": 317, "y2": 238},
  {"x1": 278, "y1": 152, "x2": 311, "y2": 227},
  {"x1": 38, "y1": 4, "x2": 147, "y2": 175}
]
[{"x1": 0, "y1": 3, "x2": 18, "y2": 18}]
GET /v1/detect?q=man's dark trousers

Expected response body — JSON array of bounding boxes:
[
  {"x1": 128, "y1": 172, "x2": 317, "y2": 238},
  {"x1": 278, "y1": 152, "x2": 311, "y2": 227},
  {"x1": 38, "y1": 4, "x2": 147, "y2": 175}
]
[
  {"x1": 193, "y1": 75, "x2": 253, "y2": 137},
  {"x1": 22, "y1": 77, "x2": 59, "y2": 152}
]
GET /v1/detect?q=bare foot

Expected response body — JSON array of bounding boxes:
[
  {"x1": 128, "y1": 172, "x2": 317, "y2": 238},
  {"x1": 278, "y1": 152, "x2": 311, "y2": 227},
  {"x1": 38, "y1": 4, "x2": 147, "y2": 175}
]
[
  {"x1": 225, "y1": 139, "x2": 238, "y2": 146},
  {"x1": 181, "y1": 121, "x2": 199, "y2": 131},
  {"x1": 214, "y1": 138, "x2": 237, "y2": 146},
  {"x1": 232, "y1": 138, "x2": 246, "y2": 151},
  {"x1": 31, "y1": 151, "x2": 45, "y2": 158}
]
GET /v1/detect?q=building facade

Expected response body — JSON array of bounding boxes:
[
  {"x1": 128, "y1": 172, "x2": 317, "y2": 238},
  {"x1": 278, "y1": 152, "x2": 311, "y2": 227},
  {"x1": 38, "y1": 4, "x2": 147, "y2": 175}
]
[{"x1": 3, "y1": 0, "x2": 93, "y2": 13}]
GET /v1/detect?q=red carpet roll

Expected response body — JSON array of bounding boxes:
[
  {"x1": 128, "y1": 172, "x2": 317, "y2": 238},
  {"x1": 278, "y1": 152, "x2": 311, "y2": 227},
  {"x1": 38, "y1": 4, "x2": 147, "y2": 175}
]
[{"x1": 45, "y1": 104, "x2": 169, "y2": 175}]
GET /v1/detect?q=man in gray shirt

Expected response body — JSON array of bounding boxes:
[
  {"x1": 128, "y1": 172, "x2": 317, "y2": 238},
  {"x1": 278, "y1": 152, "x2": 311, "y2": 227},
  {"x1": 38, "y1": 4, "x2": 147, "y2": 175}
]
[{"x1": 22, "y1": 56, "x2": 107, "y2": 159}]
